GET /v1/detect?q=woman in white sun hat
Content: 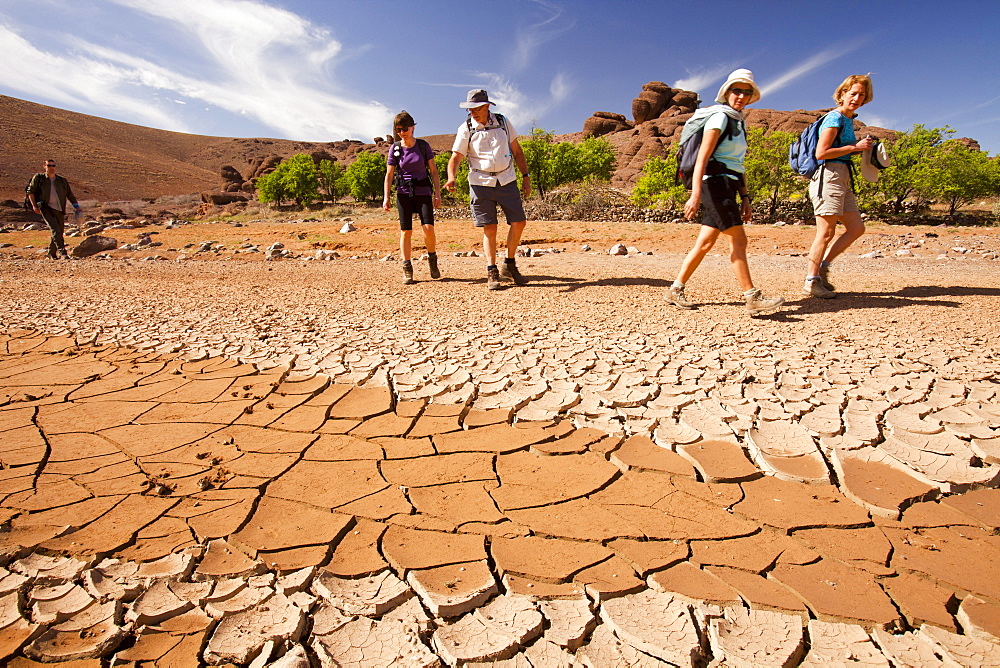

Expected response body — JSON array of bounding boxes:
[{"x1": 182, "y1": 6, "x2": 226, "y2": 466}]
[
  {"x1": 803, "y1": 74, "x2": 875, "y2": 299},
  {"x1": 665, "y1": 68, "x2": 785, "y2": 315}
]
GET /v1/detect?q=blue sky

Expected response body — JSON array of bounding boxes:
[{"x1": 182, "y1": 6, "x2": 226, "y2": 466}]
[{"x1": 1, "y1": 0, "x2": 998, "y2": 153}]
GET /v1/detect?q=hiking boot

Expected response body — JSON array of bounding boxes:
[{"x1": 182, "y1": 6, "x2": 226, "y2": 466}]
[
  {"x1": 665, "y1": 285, "x2": 695, "y2": 309},
  {"x1": 818, "y1": 265, "x2": 835, "y2": 292},
  {"x1": 803, "y1": 278, "x2": 835, "y2": 299},
  {"x1": 500, "y1": 261, "x2": 527, "y2": 285},
  {"x1": 428, "y1": 253, "x2": 440, "y2": 279},
  {"x1": 402, "y1": 262, "x2": 415, "y2": 285},
  {"x1": 487, "y1": 265, "x2": 502, "y2": 290},
  {"x1": 745, "y1": 289, "x2": 785, "y2": 314}
]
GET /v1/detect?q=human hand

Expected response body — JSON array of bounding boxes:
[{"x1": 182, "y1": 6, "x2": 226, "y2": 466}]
[
  {"x1": 521, "y1": 177, "x2": 531, "y2": 199},
  {"x1": 433, "y1": 194, "x2": 442, "y2": 208},
  {"x1": 856, "y1": 136, "x2": 874, "y2": 152},
  {"x1": 382, "y1": 198, "x2": 390, "y2": 212},
  {"x1": 741, "y1": 199, "x2": 752, "y2": 224},
  {"x1": 445, "y1": 179, "x2": 456, "y2": 192},
  {"x1": 683, "y1": 195, "x2": 700, "y2": 221}
]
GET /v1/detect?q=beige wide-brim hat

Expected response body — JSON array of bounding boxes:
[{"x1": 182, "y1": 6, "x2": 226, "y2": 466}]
[
  {"x1": 861, "y1": 140, "x2": 892, "y2": 183},
  {"x1": 459, "y1": 89, "x2": 495, "y2": 109},
  {"x1": 715, "y1": 69, "x2": 761, "y2": 106}
]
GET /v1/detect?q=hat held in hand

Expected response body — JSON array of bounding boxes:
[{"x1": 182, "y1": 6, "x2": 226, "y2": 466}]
[{"x1": 861, "y1": 139, "x2": 891, "y2": 183}]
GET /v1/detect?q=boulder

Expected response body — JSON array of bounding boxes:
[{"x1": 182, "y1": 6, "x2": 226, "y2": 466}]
[
  {"x1": 220, "y1": 165, "x2": 244, "y2": 184},
  {"x1": 71, "y1": 235, "x2": 117, "y2": 258},
  {"x1": 583, "y1": 115, "x2": 631, "y2": 139},
  {"x1": 201, "y1": 192, "x2": 249, "y2": 206}
]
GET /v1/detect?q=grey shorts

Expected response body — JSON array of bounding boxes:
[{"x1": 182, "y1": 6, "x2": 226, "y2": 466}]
[
  {"x1": 809, "y1": 161, "x2": 858, "y2": 216},
  {"x1": 469, "y1": 181, "x2": 526, "y2": 227}
]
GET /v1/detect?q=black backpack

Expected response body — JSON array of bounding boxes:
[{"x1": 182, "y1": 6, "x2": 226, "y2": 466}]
[
  {"x1": 391, "y1": 139, "x2": 433, "y2": 195},
  {"x1": 676, "y1": 114, "x2": 742, "y2": 189}
]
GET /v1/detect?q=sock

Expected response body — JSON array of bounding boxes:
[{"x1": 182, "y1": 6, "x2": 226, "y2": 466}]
[
  {"x1": 744, "y1": 289, "x2": 758, "y2": 297},
  {"x1": 806, "y1": 275, "x2": 820, "y2": 281},
  {"x1": 487, "y1": 264, "x2": 497, "y2": 271},
  {"x1": 504, "y1": 257, "x2": 516, "y2": 265},
  {"x1": 403, "y1": 260, "x2": 412, "y2": 266},
  {"x1": 672, "y1": 281, "x2": 684, "y2": 289},
  {"x1": 428, "y1": 252, "x2": 437, "y2": 258},
  {"x1": 820, "y1": 261, "x2": 831, "y2": 269}
]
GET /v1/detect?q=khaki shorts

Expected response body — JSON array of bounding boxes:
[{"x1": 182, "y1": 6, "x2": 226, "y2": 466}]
[{"x1": 809, "y1": 161, "x2": 858, "y2": 216}]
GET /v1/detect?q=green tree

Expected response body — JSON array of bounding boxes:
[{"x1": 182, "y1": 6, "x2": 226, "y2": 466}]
[
  {"x1": 281, "y1": 154, "x2": 321, "y2": 205},
  {"x1": 255, "y1": 169, "x2": 290, "y2": 205},
  {"x1": 344, "y1": 151, "x2": 386, "y2": 202},
  {"x1": 875, "y1": 124, "x2": 950, "y2": 214},
  {"x1": 318, "y1": 159, "x2": 347, "y2": 200},
  {"x1": 922, "y1": 141, "x2": 1000, "y2": 215},
  {"x1": 577, "y1": 136, "x2": 616, "y2": 182},
  {"x1": 519, "y1": 128, "x2": 616, "y2": 199},
  {"x1": 254, "y1": 153, "x2": 320, "y2": 206},
  {"x1": 744, "y1": 128, "x2": 803, "y2": 220},
  {"x1": 631, "y1": 155, "x2": 688, "y2": 210}
]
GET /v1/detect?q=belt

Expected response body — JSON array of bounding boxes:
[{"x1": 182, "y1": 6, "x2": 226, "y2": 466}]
[{"x1": 471, "y1": 167, "x2": 507, "y2": 176}]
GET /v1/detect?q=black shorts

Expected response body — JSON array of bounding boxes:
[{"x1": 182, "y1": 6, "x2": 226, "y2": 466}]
[
  {"x1": 700, "y1": 175, "x2": 743, "y2": 231},
  {"x1": 396, "y1": 194, "x2": 434, "y2": 231}
]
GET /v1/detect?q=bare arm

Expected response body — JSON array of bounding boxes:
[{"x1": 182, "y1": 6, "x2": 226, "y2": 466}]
[
  {"x1": 382, "y1": 164, "x2": 395, "y2": 212},
  {"x1": 816, "y1": 126, "x2": 873, "y2": 161},
  {"x1": 427, "y1": 157, "x2": 442, "y2": 207},
  {"x1": 510, "y1": 139, "x2": 531, "y2": 199},
  {"x1": 446, "y1": 152, "x2": 464, "y2": 191}
]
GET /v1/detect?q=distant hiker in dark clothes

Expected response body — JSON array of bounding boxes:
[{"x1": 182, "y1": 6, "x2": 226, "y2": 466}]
[
  {"x1": 803, "y1": 74, "x2": 876, "y2": 299},
  {"x1": 445, "y1": 89, "x2": 531, "y2": 291},
  {"x1": 665, "y1": 69, "x2": 785, "y2": 315},
  {"x1": 383, "y1": 111, "x2": 443, "y2": 285},
  {"x1": 27, "y1": 159, "x2": 80, "y2": 260}
]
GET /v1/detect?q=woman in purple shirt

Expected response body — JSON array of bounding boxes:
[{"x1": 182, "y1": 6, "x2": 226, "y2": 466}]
[{"x1": 383, "y1": 111, "x2": 443, "y2": 284}]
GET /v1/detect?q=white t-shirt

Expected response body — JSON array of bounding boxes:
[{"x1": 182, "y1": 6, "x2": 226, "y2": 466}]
[
  {"x1": 704, "y1": 111, "x2": 746, "y2": 176},
  {"x1": 451, "y1": 112, "x2": 520, "y2": 187},
  {"x1": 47, "y1": 177, "x2": 60, "y2": 207}
]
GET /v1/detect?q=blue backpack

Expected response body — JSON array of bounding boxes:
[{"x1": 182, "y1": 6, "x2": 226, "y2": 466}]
[{"x1": 789, "y1": 112, "x2": 846, "y2": 178}]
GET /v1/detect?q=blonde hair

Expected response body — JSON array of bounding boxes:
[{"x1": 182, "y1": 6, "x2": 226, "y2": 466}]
[{"x1": 833, "y1": 75, "x2": 873, "y2": 106}]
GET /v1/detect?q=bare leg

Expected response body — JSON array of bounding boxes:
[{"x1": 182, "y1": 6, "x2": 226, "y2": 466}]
[
  {"x1": 421, "y1": 225, "x2": 436, "y2": 254},
  {"x1": 807, "y1": 215, "x2": 839, "y2": 276},
  {"x1": 723, "y1": 225, "x2": 754, "y2": 291},
  {"x1": 505, "y1": 220, "x2": 526, "y2": 258},
  {"x1": 400, "y1": 229, "x2": 413, "y2": 262},
  {"x1": 674, "y1": 225, "x2": 721, "y2": 285},
  {"x1": 482, "y1": 224, "x2": 499, "y2": 266},
  {"x1": 821, "y1": 210, "x2": 865, "y2": 265}
]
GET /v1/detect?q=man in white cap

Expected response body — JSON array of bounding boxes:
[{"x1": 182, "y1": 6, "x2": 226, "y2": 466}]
[{"x1": 446, "y1": 89, "x2": 531, "y2": 290}]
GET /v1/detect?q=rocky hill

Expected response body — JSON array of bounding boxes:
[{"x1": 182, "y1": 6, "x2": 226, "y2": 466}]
[{"x1": 0, "y1": 95, "x2": 450, "y2": 203}]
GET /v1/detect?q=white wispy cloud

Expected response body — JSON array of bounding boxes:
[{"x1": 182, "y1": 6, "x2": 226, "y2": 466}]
[
  {"x1": 758, "y1": 39, "x2": 866, "y2": 99},
  {"x1": 423, "y1": 0, "x2": 575, "y2": 131},
  {"x1": 0, "y1": 25, "x2": 188, "y2": 131},
  {"x1": 0, "y1": 0, "x2": 393, "y2": 140},
  {"x1": 468, "y1": 71, "x2": 574, "y2": 130},
  {"x1": 673, "y1": 64, "x2": 738, "y2": 98},
  {"x1": 508, "y1": 0, "x2": 576, "y2": 73}
]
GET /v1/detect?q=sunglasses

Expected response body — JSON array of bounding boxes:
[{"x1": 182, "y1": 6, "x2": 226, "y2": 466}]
[
  {"x1": 395, "y1": 126, "x2": 414, "y2": 133},
  {"x1": 45, "y1": 163, "x2": 56, "y2": 167},
  {"x1": 729, "y1": 88, "x2": 754, "y2": 97}
]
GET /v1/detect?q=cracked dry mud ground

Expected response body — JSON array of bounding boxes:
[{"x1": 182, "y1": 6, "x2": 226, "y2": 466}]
[{"x1": 1, "y1": 246, "x2": 1000, "y2": 666}]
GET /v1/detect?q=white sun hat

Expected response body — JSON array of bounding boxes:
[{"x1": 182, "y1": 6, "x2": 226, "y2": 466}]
[
  {"x1": 861, "y1": 139, "x2": 892, "y2": 183},
  {"x1": 715, "y1": 69, "x2": 761, "y2": 105}
]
